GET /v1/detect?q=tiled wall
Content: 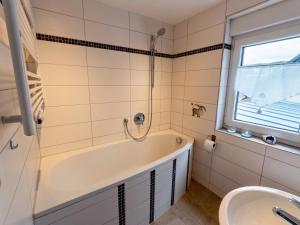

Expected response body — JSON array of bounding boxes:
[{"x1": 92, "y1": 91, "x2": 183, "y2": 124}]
[
  {"x1": 171, "y1": 0, "x2": 300, "y2": 198},
  {"x1": 0, "y1": 3, "x2": 40, "y2": 225},
  {"x1": 32, "y1": 0, "x2": 173, "y2": 156}
]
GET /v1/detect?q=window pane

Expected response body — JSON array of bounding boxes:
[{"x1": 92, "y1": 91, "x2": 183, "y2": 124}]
[
  {"x1": 235, "y1": 93, "x2": 300, "y2": 133},
  {"x1": 242, "y1": 36, "x2": 300, "y2": 66},
  {"x1": 235, "y1": 36, "x2": 300, "y2": 133}
]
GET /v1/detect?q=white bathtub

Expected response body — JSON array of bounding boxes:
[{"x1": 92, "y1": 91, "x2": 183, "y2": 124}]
[{"x1": 34, "y1": 130, "x2": 193, "y2": 225}]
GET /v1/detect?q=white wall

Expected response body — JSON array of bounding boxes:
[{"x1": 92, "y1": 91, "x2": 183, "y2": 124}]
[
  {"x1": 0, "y1": 2, "x2": 40, "y2": 225},
  {"x1": 172, "y1": 0, "x2": 300, "y2": 198},
  {"x1": 32, "y1": 0, "x2": 173, "y2": 156}
]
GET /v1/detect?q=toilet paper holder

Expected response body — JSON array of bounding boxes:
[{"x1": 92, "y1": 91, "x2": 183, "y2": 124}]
[{"x1": 207, "y1": 135, "x2": 216, "y2": 142}]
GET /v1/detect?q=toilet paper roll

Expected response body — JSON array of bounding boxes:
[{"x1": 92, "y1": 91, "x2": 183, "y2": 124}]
[{"x1": 203, "y1": 139, "x2": 216, "y2": 152}]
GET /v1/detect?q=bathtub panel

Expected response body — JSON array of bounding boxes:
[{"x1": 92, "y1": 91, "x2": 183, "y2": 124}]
[
  {"x1": 155, "y1": 164, "x2": 173, "y2": 194},
  {"x1": 35, "y1": 188, "x2": 117, "y2": 225},
  {"x1": 175, "y1": 150, "x2": 189, "y2": 203},
  {"x1": 126, "y1": 200, "x2": 150, "y2": 225},
  {"x1": 125, "y1": 172, "x2": 149, "y2": 189},
  {"x1": 154, "y1": 201, "x2": 171, "y2": 221},
  {"x1": 155, "y1": 186, "x2": 172, "y2": 209},
  {"x1": 126, "y1": 179, "x2": 150, "y2": 209},
  {"x1": 50, "y1": 196, "x2": 118, "y2": 225}
]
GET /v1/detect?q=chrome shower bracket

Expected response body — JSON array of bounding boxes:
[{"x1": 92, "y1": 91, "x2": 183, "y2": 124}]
[{"x1": 1, "y1": 115, "x2": 22, "y2": 124}]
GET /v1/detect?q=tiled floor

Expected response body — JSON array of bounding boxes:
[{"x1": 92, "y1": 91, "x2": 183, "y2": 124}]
[{"x1": 154, "y1": 180, "x2": 221, "y2": 225}]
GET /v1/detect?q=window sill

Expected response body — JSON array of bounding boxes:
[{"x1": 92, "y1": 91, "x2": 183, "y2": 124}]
[{"x1": 216, "y1": 128, "x2": 300, "y2": 156}]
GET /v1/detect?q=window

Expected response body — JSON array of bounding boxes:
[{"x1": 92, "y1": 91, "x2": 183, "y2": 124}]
[{"x1": 225, "y1": 22, "x2": 300, "y2": 144}]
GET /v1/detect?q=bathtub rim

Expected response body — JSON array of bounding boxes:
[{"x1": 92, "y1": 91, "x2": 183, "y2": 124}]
[{"x1": 34, "y1": 129, "x2": 194, "y2": 218}]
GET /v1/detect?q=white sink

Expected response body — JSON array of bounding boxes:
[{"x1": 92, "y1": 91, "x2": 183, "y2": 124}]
[{"x1": 219, "y1": 186, "x2": 300, "y2": 225}]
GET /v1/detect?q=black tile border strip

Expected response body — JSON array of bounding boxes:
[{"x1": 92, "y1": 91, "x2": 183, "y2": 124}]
[
  {"x1": 186, "y1": 149, "x2": 191, "y2": 191},
  {"x1": 118, "y1": 184, "x2": 126, "y2": 225},
  {"x1": 36, "y1": 33, "x2": 231, "y2": 59},
  {"x1": 171, "y1": 159, "x2": 177, "y2": 206},
  {"x1": 149, "y1": 170, "x2": 155, "y2": 223}
]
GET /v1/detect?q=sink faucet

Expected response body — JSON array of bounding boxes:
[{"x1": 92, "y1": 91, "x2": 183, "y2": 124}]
[
  {"x1": 273, "y1": 207, "x2": 300, "y2": 225},
  {"x1": 273, "y1": 198, "x2": 300, "y2": 225}
]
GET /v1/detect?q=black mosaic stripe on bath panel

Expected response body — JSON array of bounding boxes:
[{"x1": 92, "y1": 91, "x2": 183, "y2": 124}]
[
  {"x1": 171, "y1": 159, "x2": 177, "y2": 206},
  {"x1": 186, "y1": 149, "x2": 191, "y2": 191},
  {"x1": 118, "y1": 184, "x2": 126, "y2": 225},
  {"x1": 149, "y1": 170, "x2": 156, "y2": 223},
  {"x1": 36, "y1": 33, "x2": 232, "y2": 59}
]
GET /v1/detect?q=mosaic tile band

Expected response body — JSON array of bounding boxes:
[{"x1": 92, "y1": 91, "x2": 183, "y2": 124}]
[{"x1": 36, "y1": 33, "x2": 231, "y2": 59}]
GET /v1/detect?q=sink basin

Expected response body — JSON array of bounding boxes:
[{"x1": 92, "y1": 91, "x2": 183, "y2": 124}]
[{"x1": 219, "y1": 186, "x2": 300, "y2": 225}]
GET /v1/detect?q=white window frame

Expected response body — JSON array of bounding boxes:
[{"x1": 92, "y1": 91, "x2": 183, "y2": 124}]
[{"x1": 224, "y1": 20, "x2": 300, "y2": 145}]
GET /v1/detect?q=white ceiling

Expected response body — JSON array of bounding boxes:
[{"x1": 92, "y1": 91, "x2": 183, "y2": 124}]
[{"x1": 95, "y1": 0, "x2": 224, "y2": 25}]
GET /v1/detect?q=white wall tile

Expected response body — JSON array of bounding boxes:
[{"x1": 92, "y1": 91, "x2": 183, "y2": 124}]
[
  {"x1": 215, "y1": 131, "x2": 266, "y2": 155},
  {"x1": 161, "y1": 38, "x2": 173, "y2": 54},
  {"x1": 88, "y1": 67, "x2": 130, "y2": 85},
  {"x1": 161, "y1": 58, "x2": 172, "y2": 73},
  {"x1": 0, "y1": 43, "x2": 15, "y2": 90},
  {"x1": 260, "y1": 177, "x2": 300, "y2": 196},
  {"x1": 129, "y1": 13, "x2": 173, "y2": 39},
  {"x1": 85, "y1": 20, "x2": 129, "y2": 47},
  {"x1": 43, "y1": 105, "x2": 91, "y2": 127},
  {"x1": 37, "y1": 41, "x2": 87, "y2": 66},
  {"x1": 187, "y1": 23, "x2": 224, "y2": 50},
  {"x1": 186, "y1": 50, "x2": 222, "y2": 70},
  {"x1": 188, "y1": 2, "x2": 226, "y2": 34},
  {"x1": 173, "y1": 37, "x2": 187, "y2": 54},
  {"x1": 171, "y1": 112, "x2": 183, "y2": 127},
  {"x1": 160, "y1": 86, "x2": 171, "y2": 99},
  {"x1": 130, "y1": 54, "x2": 149, "y2": 70},
  {"x1": 174, "y1": 20, "x2": 188, "y2": 40},
  {"x1": 212, "y1": 156, "x2": 260, "y2": 186},
  {"x1": 171, "y1": 99, "x2": 183, "y2": 113},
  {"x1": 130, "y1": 31, "x2": 151, "y2": 51},
  {"x1": 83, "y1": 0, "x2": 129, "y2": 29},
  {"x1": 40, "y1": 64, "x2": 88, "y2": 86},
  {"x1": 173, "y1": 57, "x2": 186, "y2": 72},
  {"x1": 214, "y1": 141, "x2": 264, "y2": 174},
  {"x1": 262, "y1": 157, "x2": 300, "y2": 193},
  {"x1": 226, "y1": 0, "x2": 267, "y2": 16},
  {"x1": 172, "y1": 72, "x2": 185, "y2": 86},
  {"x1": 182, "y1": 115, "x2": 215, "y2": 135},
  {"x1": 44, "y1": 86, "x2": 89, "y2": 106},
  {"x1": 193, "y1": 147, "x2": 212, "y2": 167},
  {"x1": 93, "y1": 133, "x2": 125, "y2": 146},
  {"x1": 131, "y1": 70, "x2": 150, "y2": 86},
  {"x1": 172, "y1": 86, "x2": 184, "y2": 100},
  {"x1": 31, "y1": 0, "x2": 83, "y2": 18},
  {"x1": 41, "y1": 139, "x2": 92, "y2": 156},
  {"x1": 89, "y1": 86, "x2": 130, "y2": 103},
  {"x1": 185, "y1": 69, "x2": 220, "y2": 87},
  {"x1": 160, "y1": 72, "x2": 172, "y2": 86},
  {"x1": 40, "y1": 122, "x2": 92, "y2": 147},
  {"x1": 192, "y1": 162, "x2": 210, "y2": 188},
  {"x1": 92, "y1": 118, "x2": 124, "y2": 137},
  {"x1": 87, "y1": 48, "x2": 130, "y2": 69},
  {"x1": 266, "y1": 146, "x2": 300, "y2": 168},
  {"x1": 91, "y1": 102, "x2": 130, "y2": 121},
  {"x1": 184, "y1": 86, "x2": 219, "y2": 104},
  {"x1": 34, "y1": 9, "x2": 85, "y2": 40},
  {"x1": 210, "y1": 171, "x2": 241, "y2": 194}
]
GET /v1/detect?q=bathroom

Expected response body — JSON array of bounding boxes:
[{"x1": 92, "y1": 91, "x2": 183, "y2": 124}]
[{"x1": 1, "y1": 0, "x2": 300, "y2": 224}]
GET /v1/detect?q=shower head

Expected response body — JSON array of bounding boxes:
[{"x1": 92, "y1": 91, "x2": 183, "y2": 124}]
[
  {"x1": 150, "y1": 27, "x2": 166, "y2": 50},
  {"x1": 156, "y1": 27, "x2": 166, "y2": 37}
]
